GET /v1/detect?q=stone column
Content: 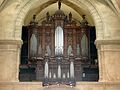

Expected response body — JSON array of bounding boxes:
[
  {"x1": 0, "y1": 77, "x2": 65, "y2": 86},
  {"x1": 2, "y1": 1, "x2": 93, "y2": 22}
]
[
  {"x1": 0, "y1": 40, "x2": 22, "y2": 82},
  {"x1": 96, "y1": 40, "x2": 120, "y2": 82}
]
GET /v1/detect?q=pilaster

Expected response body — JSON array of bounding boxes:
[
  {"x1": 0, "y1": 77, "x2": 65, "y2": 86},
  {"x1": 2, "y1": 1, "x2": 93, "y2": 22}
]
[
  {"x1": 96, "y1": 40, "x2": 120, "y2": 82},
  {"x1": 0, "y1": 40, "x2": 22, "y2": 82}
]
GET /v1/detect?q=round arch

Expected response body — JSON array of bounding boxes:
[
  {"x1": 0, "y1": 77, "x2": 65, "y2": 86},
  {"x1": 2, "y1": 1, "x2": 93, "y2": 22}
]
[
  {"x1": 14, "y1": 0, "x2": 103, "y2": 40},
  {"x1": 14, "y1": 0, "x2": 103, "y2": 82}
]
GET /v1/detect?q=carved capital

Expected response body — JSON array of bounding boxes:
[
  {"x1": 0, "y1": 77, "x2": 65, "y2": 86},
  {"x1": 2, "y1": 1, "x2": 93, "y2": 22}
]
[
  {"x1": 0, "y1": 40, "x2": 23, "y2": 48},
  {"x1": 95, "y1": 39, "x2": 120, "y2": 50}
]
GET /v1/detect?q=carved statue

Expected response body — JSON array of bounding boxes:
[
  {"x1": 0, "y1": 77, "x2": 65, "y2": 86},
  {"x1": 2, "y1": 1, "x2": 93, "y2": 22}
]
[
  {"x1": 46, "y1": 45, "x2": 51, "y2": 56},
  {"x1": 33, "y1": 15, "x2": 36, "y2": 20},
  {"x1": 80, "y1": 15, "x2": 88, "y2": 27},
  {"x1": 30, "y1": 15, "x2": 38, "y2": 25},
  {"x1": 64, "y1": 16, "x2": 68, "y2": 22},
  {"x1": 67, "y1": 45, "x2": 73, "y2": 56},
  {"x1": 69, "y1": 12, "x2": 72, "y2": 21},
  {"x1": 46, "y1": 12, "x2": 50, "y2": 21}
]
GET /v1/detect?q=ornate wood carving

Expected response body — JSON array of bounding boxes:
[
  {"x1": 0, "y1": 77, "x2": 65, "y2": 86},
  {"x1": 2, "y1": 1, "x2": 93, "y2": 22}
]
[{"x1": 27, "y1": 9, "x2": 90, "y2": 85}]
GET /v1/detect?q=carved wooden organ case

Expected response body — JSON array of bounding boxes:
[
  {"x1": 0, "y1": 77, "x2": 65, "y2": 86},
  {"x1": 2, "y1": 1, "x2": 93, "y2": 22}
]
[{"x1": 28, "y1": 10, "x2": 90, "y2": 85}]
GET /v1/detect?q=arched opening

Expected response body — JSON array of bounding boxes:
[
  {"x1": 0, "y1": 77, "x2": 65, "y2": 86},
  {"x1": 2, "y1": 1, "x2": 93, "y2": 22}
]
[
  {"x1": 1, "y1": 1, "x2": 120, "y2": 90},
  {"x1": 19, "y1": 1, "x2": 99, "y2": 85},
  {"x1": 8, "y1": 0, "x2": 110, "y2": 87}
]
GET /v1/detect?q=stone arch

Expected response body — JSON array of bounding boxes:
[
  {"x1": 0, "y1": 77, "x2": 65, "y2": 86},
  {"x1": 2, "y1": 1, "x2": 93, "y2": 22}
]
[
  {"x1": 14, "y1": 0, "x2": 103, "y2": 81},
  {"x1": 14, "y1": 0, "x2": 103, "y2": 40}
]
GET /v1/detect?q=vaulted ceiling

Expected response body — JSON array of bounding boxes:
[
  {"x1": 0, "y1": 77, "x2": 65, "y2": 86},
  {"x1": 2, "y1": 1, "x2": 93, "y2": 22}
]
[
  {"x1": 0, "y1": 0, "x2": 120, "y2": 26},
  {"x1": 24, "y1": 2, "x2": 94, "y2": 26}
]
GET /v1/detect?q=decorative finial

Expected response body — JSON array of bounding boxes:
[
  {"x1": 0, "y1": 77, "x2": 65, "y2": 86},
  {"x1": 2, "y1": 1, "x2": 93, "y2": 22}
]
[
  {"x1": 82, "y1": 15, "x2": 86, "y2": 19},
  {"x1": 58, "y1": 0, "x2": 61, "y2": 10},
  {"x1": 46, "y1": 12, "x2": 50, "y2": 21},
  {"x1": 69, "y1": 12, "x2": 72, "y2": 21},
  {"x1": 30, "y1": 14, "x2": 38, "y2": 25},
  {"x1": 33, "y1": 15, "x2": 36, "y2": 21}
]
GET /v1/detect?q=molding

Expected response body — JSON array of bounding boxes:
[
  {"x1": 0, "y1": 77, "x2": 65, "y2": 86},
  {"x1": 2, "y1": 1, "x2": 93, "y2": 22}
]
[
  {"x1": 0, "y1": 40, "x2": 23, "y2": 46},
  {"x1": 95, "y1": 39, "x2": 120, "y2": 46}
]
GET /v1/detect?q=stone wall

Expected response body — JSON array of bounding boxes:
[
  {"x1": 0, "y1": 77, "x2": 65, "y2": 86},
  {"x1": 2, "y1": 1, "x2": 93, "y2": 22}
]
[
  {"x1": 0, "y1": 82, "x2": 120, "y2": 90},
  {"x1": 0, "y1": 40, "x2": 22, "y2": 82},
  {"x1": 0, "y1": 0, "x2": 120, "y2": 90}
]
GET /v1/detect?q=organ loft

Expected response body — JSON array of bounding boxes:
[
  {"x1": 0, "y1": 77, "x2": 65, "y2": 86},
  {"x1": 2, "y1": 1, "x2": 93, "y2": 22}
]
[{"x1": 20, "y1": 0, "x2": 98, "y2": 86}]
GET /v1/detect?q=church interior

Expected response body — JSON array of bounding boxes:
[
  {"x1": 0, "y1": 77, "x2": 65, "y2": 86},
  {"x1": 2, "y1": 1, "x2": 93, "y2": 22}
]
[{"x1": 0, "y1": 0, "x2": 120, "y2": 90}]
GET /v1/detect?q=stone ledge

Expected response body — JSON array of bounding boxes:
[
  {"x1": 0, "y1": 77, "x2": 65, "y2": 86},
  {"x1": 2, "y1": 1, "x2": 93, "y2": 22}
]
[
  {"x1": 0, "y1": 82, "x2": 42, "y2": 85},
  {"x1": 0, "y1": 82, "x2": 120, "y2": 90},
  {"x1": 95, "y1": 39, "x2": 120, "y2": 49},
  {"x1": 0, "y1": 40, "x2": 23, "y2": 45},
  {"x1": 0, "y1": 81, "x2": 120, "y2": 85},
  {"x1": 95, "y1": 39, "x2": 120, "y2": 45}
]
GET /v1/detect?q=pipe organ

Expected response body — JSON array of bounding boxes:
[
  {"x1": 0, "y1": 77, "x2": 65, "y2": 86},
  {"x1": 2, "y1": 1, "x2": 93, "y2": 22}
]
[{"x1": 26, "y1": 10, "x2": 91, "y2": 86}]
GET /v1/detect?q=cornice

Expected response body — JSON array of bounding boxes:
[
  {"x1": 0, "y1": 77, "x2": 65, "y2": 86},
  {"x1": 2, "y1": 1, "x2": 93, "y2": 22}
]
[
  {"x1": 0, "y1": 40, "x2": 23, "y2": 45},
  {"x1": 95, "y1": 39, "x2": 120, "y2": 49}
]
